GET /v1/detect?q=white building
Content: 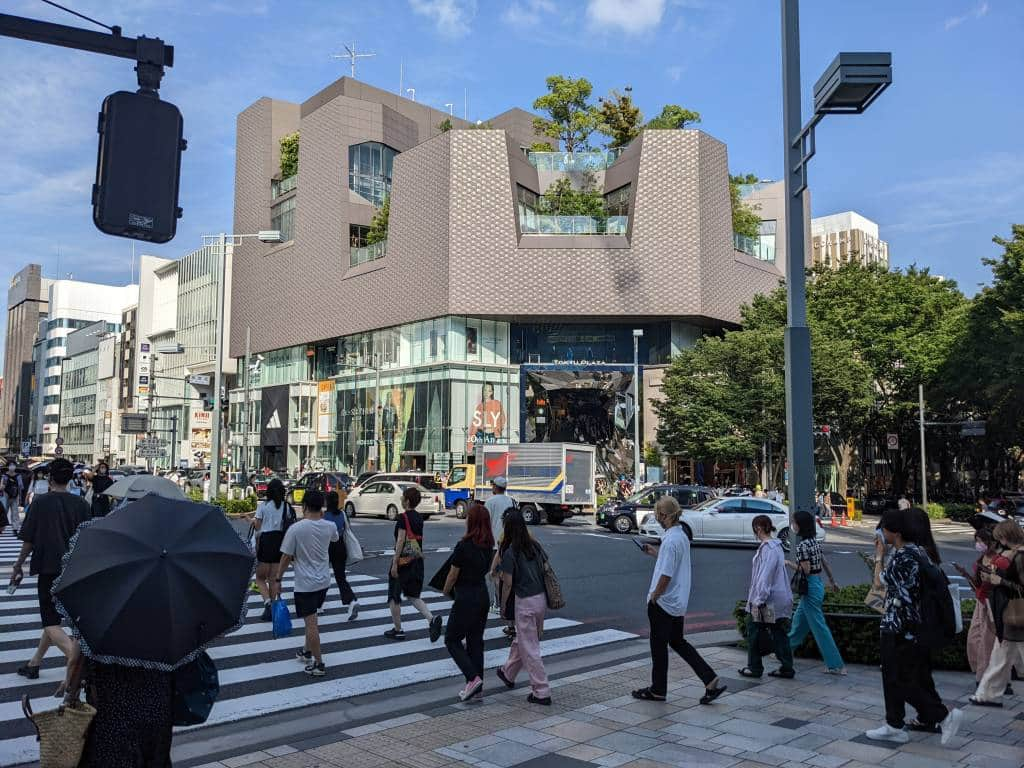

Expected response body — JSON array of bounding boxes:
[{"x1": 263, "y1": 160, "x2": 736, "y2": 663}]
[{"x1": 811, "y1": 211, "x2": 889, "y2": 270}]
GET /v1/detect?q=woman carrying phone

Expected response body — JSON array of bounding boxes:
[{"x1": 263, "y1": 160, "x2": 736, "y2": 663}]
[{"x1": 956, "y1": 528, "x2": 1010, "y2": 686}]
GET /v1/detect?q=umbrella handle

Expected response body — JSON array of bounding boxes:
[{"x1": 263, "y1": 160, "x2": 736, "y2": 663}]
[{"x1": 20, "y1": 695, "x2": 41, "y2": 742}]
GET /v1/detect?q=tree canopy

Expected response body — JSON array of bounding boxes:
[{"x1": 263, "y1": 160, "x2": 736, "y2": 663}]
[
  {"x1": 598, "y1": 89, "x2": 643, "y2": 148},
  {"x1": 540, "y1": 174, "x2": 605, "y2": 217},
  {"x1": 279, "y1": 132, "x2": 299, "y2": 179},
  {"x1": 366, "y1": 196, "x2": 389, "y2": 244},
  {"x1": 532, "y1": 75, "x2": 601, "y2": 152},
  {"x1": 729, "y1": 174, "x2": 762, "y2": 239},
  {"x1": 646, "y1": 104, "x2": 701, "y2": 130}
]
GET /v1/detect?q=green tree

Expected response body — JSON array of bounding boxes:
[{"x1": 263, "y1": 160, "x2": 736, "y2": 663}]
[
  {"x1": 528, "y1": 141, "x2": 555, "y2": 152},
  {"x1": 438, "y1": 117, "x2": 453, "y2": 132},
  {"x1": 646, "y1": 104, "x2": 701, "y2": 130},
  {"x1": 279, "y1": 132, "x2": 299, "y2": 178},
  {"x1": 598, "y1": 89, "x2": 643, "y2": 148},
  {"x1": 729, "y1": 174, "x2": 762, "y2": 239},
  {"x1": 540, "y1": 173, "x2": 605, "y2": 217},
  {"x1": 366, "y1": 196, "x2": 389, "y2": 244},
  {"x1": 532, "y1": 75, "x2": 601, "y2": 152}
]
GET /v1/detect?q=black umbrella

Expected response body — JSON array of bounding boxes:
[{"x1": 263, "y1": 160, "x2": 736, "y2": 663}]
[{"x1": 53, "y1": 495, "x2": 254, "y2": 670}]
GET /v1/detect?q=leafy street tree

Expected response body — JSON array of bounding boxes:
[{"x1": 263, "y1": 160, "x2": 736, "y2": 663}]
[
  {"x1": 532, "y1": 75, "x2": 601, "y2": 152},
  {"x1": 279, "y1": 132, "x2": 299, "y2": 178},
  {"x1": 598, "y1": 89, "x2": 643, "y2": 148},
  {"x1": 646, "y1": 104, "x2": 701, "y2": 130},
  {"x1": 366, "y1": 196, "x2": 389, "y2": 244},
  {"x1": 730, "y1": 173, "x2": 762, "y2": 240}
]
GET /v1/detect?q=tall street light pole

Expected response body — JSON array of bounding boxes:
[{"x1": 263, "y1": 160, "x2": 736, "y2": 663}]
[
  {"x1": 779, "y1": 0, "x2": 891, "y2": 545},
  {"x1": 632, "y1": 329, "x2": 643, "y2": 485}
]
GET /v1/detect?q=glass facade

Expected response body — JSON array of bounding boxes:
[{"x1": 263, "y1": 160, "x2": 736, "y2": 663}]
[
  {"x1": 516, "y1": 184, "x2": 630, "y2": 236},
  {"x1": 734, "y1": 220, "x2": 776, "y2": 262},
  {"x1": 270, "y1": 197, "x2": 296, "y2": 242},
  {"x1": 526, "y1": 149, "x2": 623, "y2": 172},
  {"x1": 348, "y1": 141, "x2": 397, "y2": 207}
]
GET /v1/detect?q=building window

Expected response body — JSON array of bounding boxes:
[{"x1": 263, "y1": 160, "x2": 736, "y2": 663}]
[
  {"x1": 46, "y1": 337, "x2": 66, "y2": 349},
  {"x1": 348, "y1": 142, "x2": 397, "y2": 207},
  {"x1": 43, "y1": 375, "x2": 59, "y2": 387},
  {"x1": 349, "y1": 224, "x2": 370, "y2": 248},
  {"x1": 270, "y1": 196, "x2": 296, "y2": 242},
  {"x1": 44, "y1": 414, "x2": 59, "y2": 424},
  {"x1": 603, "y1": 184, "x2": 631, "y2": 216},
  {"x1": 45, "y1": 356, "x2": 63, "y2": 368},
  {"x1": 754, "y1": 220, "x2": 777, "y2": 261},
  {"x1": 43, "y1": 395, "x2": 59, "y2": 406}
]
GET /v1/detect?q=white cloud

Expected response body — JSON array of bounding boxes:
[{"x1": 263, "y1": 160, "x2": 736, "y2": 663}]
[
  {"x1": 944, "y1": 1, "x2": 989, "y2": 30},
  {"x1": 408, "y1": 0, "x2": 477, "y2": 37},
  {"x1": 586, "y1": 0, "x2": 666, "y2": 34},
  {"x1": 666, "y1": 64, "x2": 683, "y2": 82},
  {"x1": 502, "y1": 0, "x2": 556, "y2": 27}
]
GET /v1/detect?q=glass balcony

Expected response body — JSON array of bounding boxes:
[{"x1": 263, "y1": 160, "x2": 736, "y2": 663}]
[
  {"x1": 736, "y1": 182, "x2": 774, "y2": 197},
  {"x1": 526, "y1": 149, "x2": 624, "y2": 172},
  {"x1": 734, "y1": 232, "x2": 776, "y2": 262},
  {"x1": 350, "y1": 240, "x2": 387, "y2": 266},
  {"x1": 271, "y1": 175, "x2": 298, "y2": 199},
  {"x1": 520, "y1": 214, "x2": 628, "y2": 235}
]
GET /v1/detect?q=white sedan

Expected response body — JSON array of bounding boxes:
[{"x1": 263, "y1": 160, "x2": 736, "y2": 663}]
[
  {"x1": 638, "y1": 496, "x2": 825, "y2": 548},
  {"x1": 344, "y1": 480, "x2": 442, "y2": 520}
]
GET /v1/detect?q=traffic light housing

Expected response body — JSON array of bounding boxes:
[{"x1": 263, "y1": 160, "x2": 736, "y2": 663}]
[
  {"x1": 93, "y1": 90, "x2": 185, "y2": 243},
  {"x1": 201, "y1": 395, "x2": 213, "y2": 412}
]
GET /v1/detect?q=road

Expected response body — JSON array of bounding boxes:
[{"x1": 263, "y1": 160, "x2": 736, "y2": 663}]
[{"x1": 0, "y1": 510, "x2": 979, "y2": 766}]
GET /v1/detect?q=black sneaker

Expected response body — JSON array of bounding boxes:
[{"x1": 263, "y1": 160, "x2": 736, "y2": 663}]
[
  {"x1": 304, "y1": 662, "x2": 326, "y2": 677},
  {"x1": 496, "y1": 667, "x2": 515, "y2": 690},
  {"x1": 429, "y1": 615, "x2": 443, "y2": 643},
  {"x1": 261, "y1": 603, "x2": 272, "y2": 622},
  {"x1": 527, "y1": 693, "x2": 552, "y2": 706},
  {"x1": 17, "y1": 665, "x2": 39, "y2": 680},
  {"x1": 384, "y1": 628, "x2": 406, "y2": 640},
  {"x1": 295, "y1": 649, "x2": 312, "y2": 663}
]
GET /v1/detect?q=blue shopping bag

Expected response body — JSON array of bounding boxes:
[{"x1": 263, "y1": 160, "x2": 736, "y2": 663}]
[{"x1": 271, "y1": 597, "x2": 292, "y2": 638}]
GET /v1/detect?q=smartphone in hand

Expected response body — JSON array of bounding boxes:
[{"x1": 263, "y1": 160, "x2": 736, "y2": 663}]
[{"x1": 632, "y1": 537, "x2": 647, "y2": 552}]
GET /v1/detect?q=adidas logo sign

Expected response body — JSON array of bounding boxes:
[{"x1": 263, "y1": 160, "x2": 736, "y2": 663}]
[{"x1": 266, "y1": 410, "x2": 282, "y2": 429}]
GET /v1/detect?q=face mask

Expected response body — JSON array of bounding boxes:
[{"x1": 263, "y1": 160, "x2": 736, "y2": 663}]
[{"x1": 976, "y1": 541, "x2": 989, "y2": 553}]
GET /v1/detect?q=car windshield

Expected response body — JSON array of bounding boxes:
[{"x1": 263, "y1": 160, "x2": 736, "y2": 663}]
[{"x1": 691, "y1": 497, "x2": 723, "y2": 512}]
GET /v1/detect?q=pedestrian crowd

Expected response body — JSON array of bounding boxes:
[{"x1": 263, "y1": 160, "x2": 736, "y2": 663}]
[{"x1": 5, "y1": 461, "x2": 1024, "y2": 765}]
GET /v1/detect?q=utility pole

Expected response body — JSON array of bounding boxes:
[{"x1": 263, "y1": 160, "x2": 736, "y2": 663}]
[
  {"x1": 208, "y1": 232, "x2": 227, "y2": 500},
  {"x1": 918, "y1": 384, "x2": 928, "y2": 508},
  {"x1": 374, "y1": 353, "x2": 382, "y2": 472},
  {"x1": 632, "y1": 329, "x2": 643, "y2": 485},
  {"x1": 331, "y1": 42, "x2": 375, "y2": 78},
  {"x1": 242, "y1": 325, "x2": 250, "y2": 480}
]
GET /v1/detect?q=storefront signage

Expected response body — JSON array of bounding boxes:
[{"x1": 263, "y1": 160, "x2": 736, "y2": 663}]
[
  {"x1": 317, "y1": 380, "x2": 333, "y2": 440},
  {"x1": 261, "y1": 385, "x2": 290, "y2": 448}
]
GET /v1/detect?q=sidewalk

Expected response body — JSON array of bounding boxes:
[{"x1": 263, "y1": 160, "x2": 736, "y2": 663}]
[{"x1": 188, "y1": 644, "x2": 1024, "y2": 768}]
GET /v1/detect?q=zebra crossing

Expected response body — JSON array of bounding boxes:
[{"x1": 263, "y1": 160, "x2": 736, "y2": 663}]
[{"x1": 0, "y1": 529, "x2": 635, "y2": 767}]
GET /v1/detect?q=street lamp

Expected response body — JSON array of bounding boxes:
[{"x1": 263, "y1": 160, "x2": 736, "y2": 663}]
[
  {"x1": 632, "y1": 329, "x2": 643, "y2": 486},
  {"x1": 204, "y1": 229, "x2": 281, "y2": 499},
  {"x1": 780, "y1": 0, "x2": 891, "y2": 535}
]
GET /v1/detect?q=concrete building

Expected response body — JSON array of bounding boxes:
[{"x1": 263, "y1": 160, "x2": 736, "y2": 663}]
[
  {"x1": 735, "y1": 181, "x2": 812, "y2": 267},
  {"x1": 2, "y1": 265, "x2": 51, "y2": 454},
  {"x1": 57, "y1": 321, "x2": 106, "y2": 462},
  {"x1": 811, "y1": 211, "x2": 889, "y2": 270},
  {"x1": 31, "y1": 279, "x2": 137, "y2": 453},
  {"x1": 229, "y1": 77, "x2": 788, "y2": 480}
]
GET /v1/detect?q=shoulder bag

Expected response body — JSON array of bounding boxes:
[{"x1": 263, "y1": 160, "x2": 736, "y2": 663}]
[
  {"x1": 343, "y1": 520, "x2": 363, "y2": 564},
  {"x1": 1000, "y1": 550, "x2": 1024, "y2": 642},
  {"x1": 173, "y1": 651, "x2": 220, "y2": 726},
  {"x1": 863, "y1": 558, "x2": 887, "y2": 613},
  {"x1": 537, "y1": 544, "x2": 565, "y2": 610},
  {"x1": 397, "y1": 513, "x2": 423, "y2": 567},
  {"x1": 790, "y1": 568, "x2": 808, "y2": 597},
  {"x1": 21, "y1": 694, "x2": 95, "y2": 768}
]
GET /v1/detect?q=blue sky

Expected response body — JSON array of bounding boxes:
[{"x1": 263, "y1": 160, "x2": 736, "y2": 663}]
[{"x1": 0, "y1": 0, "x2": 1020, "y2": 333}]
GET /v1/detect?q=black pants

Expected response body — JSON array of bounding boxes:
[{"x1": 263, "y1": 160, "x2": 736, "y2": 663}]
[
  {"x1": 445, "y1": 585, "x2": 489, "y2": 682},
  {"x1": 745, "y1": 615, "x2": 794, "y2": 676},
  {"x1": 328, "y1": 539, "x2": 355, "y2": 605},
  {"x1": 648, "y1": 602, "x2": 716, "y2": 695},
  {"x1": 880, "y1": 632, "x2": 948, "y2": 729}
]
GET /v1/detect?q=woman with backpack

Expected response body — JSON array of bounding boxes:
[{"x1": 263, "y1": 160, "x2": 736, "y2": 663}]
[
  {"x1": 865, "y1": 507, "x2": 963, "y2": 746},
  {"x1": 253, "y1": 479, "x2": 294, "y2": 621}
]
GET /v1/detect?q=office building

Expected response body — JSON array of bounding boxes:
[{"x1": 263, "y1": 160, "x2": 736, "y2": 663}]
[
  {"x1": 229, "y1": 77, "x2": 790, "y2": 480},
  {"x1": 811, "y1": 211, "x2": 889, "y2": 270},
  {"x1": 3, "y1": 265, "x2": 51, "y2": 454}
]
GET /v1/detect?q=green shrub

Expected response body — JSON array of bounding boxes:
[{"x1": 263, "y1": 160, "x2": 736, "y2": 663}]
[
  {"x1": 926, "y1": 502, "x2": 946, "y2": 520},
  {"x1": 733, "y1": 583, "x2": 973, "y2": 671},
  {"x1": 924, "y1": 501, "x2": 975, "y2": 522},
  {"x1": 187, "y1": 488, "x2": 203, "y2": 502}
]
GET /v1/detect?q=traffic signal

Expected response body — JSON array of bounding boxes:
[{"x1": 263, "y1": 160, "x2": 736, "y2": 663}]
[
  {"x1": 201, "y1": 395, "x2": 213, "y2": 412},
  {"x1": 93, "y1": 90, "x2": 185, "y2": 243}
]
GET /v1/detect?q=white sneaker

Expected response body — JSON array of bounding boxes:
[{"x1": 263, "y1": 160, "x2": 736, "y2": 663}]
[
  {"x1": 347, "y1": 601, "x2": 359, "y2": 622},
  {"x1": 940, "y1": 708, "x2": 963, "y2": 746},
  {"x1": 865, "y1": 724, "x2": 909, "y2": 744}
]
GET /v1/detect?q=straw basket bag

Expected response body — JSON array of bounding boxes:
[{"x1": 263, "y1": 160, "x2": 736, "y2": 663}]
[{"x1": 21, "y1": 695, "x2": 96, "y2": 768}]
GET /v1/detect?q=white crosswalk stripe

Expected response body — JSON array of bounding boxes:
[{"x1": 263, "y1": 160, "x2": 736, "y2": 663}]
[{"x1": 0, "y1": 530, "x2": 634, "y2": 767}]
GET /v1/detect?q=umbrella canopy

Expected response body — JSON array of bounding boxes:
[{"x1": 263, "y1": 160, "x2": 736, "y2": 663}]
[
  {"x1": 103, "y1": 474, "x2": 186, "y2": 501},
  {"x1": 53, "y1": 496, "x2": 254, "y2": 670}
]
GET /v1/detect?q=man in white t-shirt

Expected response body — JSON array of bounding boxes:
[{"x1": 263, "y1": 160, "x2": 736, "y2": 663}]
[
  {"x1": 486, "y1": 476, "x2": 515, "y2": 615},
  {"x1": 277, "y1": 490, "x2": 338, "y2": 676}
]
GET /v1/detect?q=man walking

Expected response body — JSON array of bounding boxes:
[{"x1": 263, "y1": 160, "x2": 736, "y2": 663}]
[
  {"x1": 486, "y1": 476, "x2": 515, "y2": 617},
  {"x1": 277, "y1": 490, "x2": 338, "y2": 677},
  {"x1": 2, "y1": 462, "x2": 25, "y2": 532},
  {"x1": 10, "y1": 458, "x2": 91, "y2": 680},
  {"x1": 632, "y1": 496, "x2": 727, "y2": 704}
]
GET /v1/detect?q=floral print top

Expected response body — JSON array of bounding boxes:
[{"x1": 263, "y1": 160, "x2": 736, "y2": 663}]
[{"x1": 880, "y1": 543, "x2": 927, "y2": 637}]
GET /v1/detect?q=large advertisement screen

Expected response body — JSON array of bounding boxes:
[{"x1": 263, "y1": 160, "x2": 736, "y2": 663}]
[
  {"x1": 521, "y1": 366, "x2": 636, "y2": 481},
  {"x1": 260, "y1": 384, "x2": 290, "y2": 447}
]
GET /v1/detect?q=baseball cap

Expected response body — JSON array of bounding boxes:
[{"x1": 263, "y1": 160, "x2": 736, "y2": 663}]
[{"x1": 492, "y1": 475, "x2": 508, "y2": 489}]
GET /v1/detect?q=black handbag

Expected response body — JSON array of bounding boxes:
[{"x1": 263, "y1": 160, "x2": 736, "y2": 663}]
[
  {"x1": 791, "y1": 569, "x2": 809, "y2": 596},
  {"x1": 428, "y1": 553, "x2": 455, "y2": 592},
  {"x1": 173, "y1": 651, "x2": 220, "y2": 726}
]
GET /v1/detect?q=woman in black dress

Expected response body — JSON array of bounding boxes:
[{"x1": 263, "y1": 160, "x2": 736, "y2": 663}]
[{"x1": 90, "y1": 462, "x2": 114, "y2": 518}]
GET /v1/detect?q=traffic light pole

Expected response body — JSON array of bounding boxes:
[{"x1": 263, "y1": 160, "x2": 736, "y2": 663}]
[{"x1": 208, "y1": 233, "x2": 228, "y2": 500}]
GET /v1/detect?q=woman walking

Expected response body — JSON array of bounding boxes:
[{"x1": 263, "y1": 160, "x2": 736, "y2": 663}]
[
  {"x1": 90, "y1": 461, "x2": 114, "y2": 518},
  {"x1": 787, "y1": 510, "x2": 846, "y2": 675},
  {"x1": 956, "y1": 528, "x2": 1009, "y2": 685},
  {"x1": 26, "y1": 468, "x2": 48, "y2": 507},
  {"x1": 496, "y1": 509, "x2": 553, "y2": 705},
  {"x1": 253, "y1": 479, "x2": 290, "y2": 621},
  {"x1": 739, "y1": 515, "x2": 794, "y2": 679},
  {"x1": 325, "y1": 491, "x2": 359, "y2": 620},
  {"x1": 970, "y1": 520, "x2": 1024, "y2": 707},
  {"x1": 385, "y1": 486, "x2": 442, "y2": 642},
  {"x1": 442, "y1": 500, "x2": 494, "y2": 701}
]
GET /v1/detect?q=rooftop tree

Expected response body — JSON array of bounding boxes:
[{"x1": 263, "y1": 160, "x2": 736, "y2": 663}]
[
  {"x1": 730, "y1": 173, "x2": 762, "y2": 239},
  {"x1": 646, "y1": 104, "x2": 701, "y2": 130},
  {"x1": 279, "y1": 132, "x2": 299, "y2": 178},
  {"x1": 532, "y1": 75, "x2": 601, "y2": 152},
  {"x1": 598, "y1": 88, "x2": 643, "y2": 149}
]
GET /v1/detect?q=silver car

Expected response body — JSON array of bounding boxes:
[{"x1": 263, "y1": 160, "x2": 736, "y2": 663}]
[{"x1": 344, "y1": 480, "x2": 440, "y2": 520}]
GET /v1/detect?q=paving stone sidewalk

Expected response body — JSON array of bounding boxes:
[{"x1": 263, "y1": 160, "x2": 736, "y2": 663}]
[{"x1": 194, "y1": 645, "x2": 1024, "y2": 768}]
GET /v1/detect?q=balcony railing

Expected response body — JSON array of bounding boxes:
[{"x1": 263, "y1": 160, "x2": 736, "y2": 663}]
[
  {"x1": 520, "y1": 214, "x2": 629, "y2": 236},
  {"x1": 271, "y1": 175, "x2": 298, "y2": 199},
  {"x1": 350, "y1": 240, "x2": 387, "y2": 266},
  {"x1": 734, "y1": 233, "x2": 776, "y2": 262},
  {"x1": 526, "y1": 149, "x2": 624, "y2": 172}
]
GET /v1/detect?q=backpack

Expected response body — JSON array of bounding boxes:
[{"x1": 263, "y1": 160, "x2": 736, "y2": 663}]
[
  {"x1": 3, "y1": 475, "x2": 19, "y2": 498},
  {"x1": 281, "y1": 502, "x2": 298, "y2": 533},
  {"x1": 911, "y1": 549, "x2": 958, "y2": 649}
]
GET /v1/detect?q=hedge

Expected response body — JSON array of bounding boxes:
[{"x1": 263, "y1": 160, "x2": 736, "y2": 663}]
[
  {"x1": 734, "y1": 583, "x2": 973, "y2": 671},
  {"x1": 185, "y1": 488, "x2": 257, "y2": 516},
  {"x1": 925, "y1": 501, "x2": 975, "y2": 522}
]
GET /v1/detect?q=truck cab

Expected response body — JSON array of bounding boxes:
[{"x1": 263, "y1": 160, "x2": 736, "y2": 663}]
[{"x1": 444, "y1": 464, "x2": 476, "y2": 518}]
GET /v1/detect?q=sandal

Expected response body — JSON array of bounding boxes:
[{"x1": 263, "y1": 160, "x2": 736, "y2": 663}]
[
  {"x1": 737, "y1": 667, "x2": 762, "y2": 679},
  {"x1": 968, "y1": 696, "x2": 1003, "y2": 708},
  {"x1": 700, "y1": 684, "x2": 727, "y2": 705},
  {"x1": 631, "y1": 687, "x2": 666, "y2": 701},
  {"x1": 769, "y1": 669, "x2": 795, "y2": 679}
]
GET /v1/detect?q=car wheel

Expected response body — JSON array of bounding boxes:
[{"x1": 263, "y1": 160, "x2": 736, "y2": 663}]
[
  {"x1": 778, "y1": 527, "x2": 791, "y2": 552},
  {"x1": 345, "y1": 502, "x2": 356, "y2": 519},
  {"x1": 681, "y1": 523, "x2": 694, "y2": 542},
  {"x1": 519, "y1": 504, "x2": 539, "y2": 525},
  {"x1": 386, "y1": 504, "x2": 399, "y2": 521},
  {"x1": 613, "y1": 514, "x2": 633, "y2": 534},
  {"x1": 454, "y1": 500, "x2": 467, "y2": 519}
]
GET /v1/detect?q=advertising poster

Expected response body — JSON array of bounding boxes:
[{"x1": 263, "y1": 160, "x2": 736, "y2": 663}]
[
  {"x1": 317, "y1": 380, "x2": 333, "y2": 440},
  {"x1": 260, "y1": 384, "x2": 290, "y2": 447},
  {"x1": 465, "y1": 381, "x2": 507, "y2": 453},
  {"x1": 190, "y1": 409, "x2": 212, "y2": 463}
]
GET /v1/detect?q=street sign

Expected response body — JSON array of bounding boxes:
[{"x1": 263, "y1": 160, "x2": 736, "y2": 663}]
[
  {"x1": 961, "y1": 420, "x2": 986, "y2": 437},
  {"x1": 188, "y1": 374, "x2": 211, "y2": 386},
  {"x1": 121, "y1": 414, "x2": 148, "y2": 434},
  {"x1": 886, "y1": 433, "x2": 899, "y2": 450},
  {"x1": 54, "y1": 446, "x2": 64, "y2": 455},
  {"x1": 55, "y1": 436, "x2": 64, "y2": 446},
  {"x1": 20, "y1": 441, "x2": 31, "y2": 455},
  {"x1": 136, "y1": 437, "x2": 163, "y2": 458}
]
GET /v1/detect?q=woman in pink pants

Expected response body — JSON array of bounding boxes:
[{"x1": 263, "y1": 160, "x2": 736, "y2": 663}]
[{"x1": 496, "y1": 510, "x2": 551, "y2": 705}]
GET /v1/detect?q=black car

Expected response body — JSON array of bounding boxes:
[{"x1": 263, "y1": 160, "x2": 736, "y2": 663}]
[
  {"x1": 863, "y1": 492, "x2": 898, "y2": 516},
  {"x1": 596, "y1": 484, "x2": 715, "y2": 534}
]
